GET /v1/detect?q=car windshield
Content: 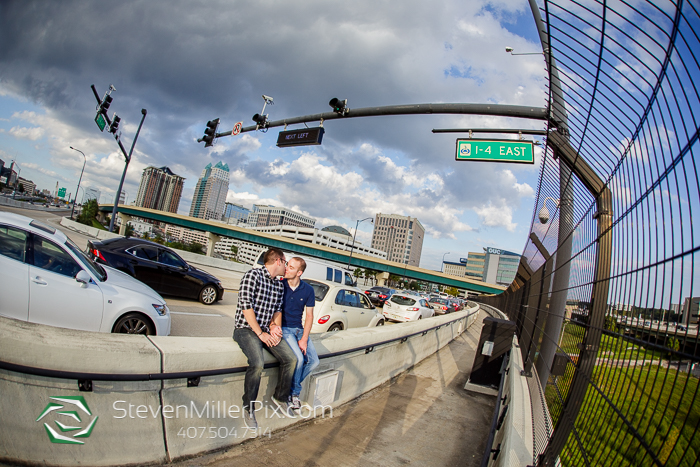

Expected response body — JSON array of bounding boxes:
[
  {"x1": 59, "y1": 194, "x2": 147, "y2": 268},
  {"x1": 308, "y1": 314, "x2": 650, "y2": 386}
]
[
  {"x1": 65, "y1": 238, "x2": 107, "y2": 281},
  {"x1": 306, "y1": 280, "x2": 330, "y2": 301},
  {"x1": 391, "y1": 295, "x2": 417, "y2": 306}
]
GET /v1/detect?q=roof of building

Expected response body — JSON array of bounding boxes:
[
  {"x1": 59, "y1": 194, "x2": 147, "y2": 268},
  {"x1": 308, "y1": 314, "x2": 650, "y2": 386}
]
[{"x1": 321, "y1": 225, "x2": 352, "y2": 237}]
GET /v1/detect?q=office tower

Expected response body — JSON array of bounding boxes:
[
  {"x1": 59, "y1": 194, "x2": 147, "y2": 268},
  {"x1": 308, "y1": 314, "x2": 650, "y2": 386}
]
[
  {"x1": 247, "y1": 204, "x2": 316, "y2": 228},
  {"x1": 370, "y1": 213, "x2": 425, "y2": 267},
  {"x1": 135, "y1": 166, "x2": 185, "y2": 213},
  {"x1": 189, "y1": 161, "x2": 230, "y2": 221}
]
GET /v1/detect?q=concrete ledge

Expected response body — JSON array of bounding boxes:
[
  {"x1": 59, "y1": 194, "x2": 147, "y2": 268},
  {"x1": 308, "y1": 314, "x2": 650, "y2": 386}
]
[
  {"x1": 0, "y1": 306, "x2": 479, "y2": 466},
  {"x1": 488, "y1": 335, "x2": 535, "y2": 467}
]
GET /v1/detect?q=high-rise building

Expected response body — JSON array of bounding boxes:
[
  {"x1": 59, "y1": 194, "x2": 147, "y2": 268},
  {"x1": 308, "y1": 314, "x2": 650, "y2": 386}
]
[
  {"x1": 247, "y1": 205, "x2": 316, "y2": 229},
  {"x1": 370, "y1": 213, "x2": 424, "y2": 266},
  {"x1": 189, "y1": 162, "x2": 230, "y2": 221},
  {"x1": 135, "y1": 166, "x2": 185, "y2": 213}
]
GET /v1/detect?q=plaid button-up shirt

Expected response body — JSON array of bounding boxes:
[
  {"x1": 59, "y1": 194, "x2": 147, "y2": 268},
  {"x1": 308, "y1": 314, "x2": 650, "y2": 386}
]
[{"x1": 234, "y1": 266, "x2": 284, "y2": 332}]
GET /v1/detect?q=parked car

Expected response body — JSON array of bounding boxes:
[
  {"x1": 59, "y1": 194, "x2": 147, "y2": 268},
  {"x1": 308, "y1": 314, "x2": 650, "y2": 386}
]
[
  {"x1": 86, "y1": 237, "x2": 224, "y2": 305},
  {"x1": 305, "y1": 279, "x2": 384, "y2": 332},
  {"x1": 449, "y1": 299, "x2": 463, "y2": 311},
  {"x1": 382, "y1": 293, "x2": 435, "y2": 322},
  {"x1": 428, "y1": 297, "x2": 456, "y2": 315},
  {"x1": 363, "y1": 286, "x2": 397, "y2": 307},
  {"x1": 0, "y1": 212, "x2": 170, "y2": 335}
]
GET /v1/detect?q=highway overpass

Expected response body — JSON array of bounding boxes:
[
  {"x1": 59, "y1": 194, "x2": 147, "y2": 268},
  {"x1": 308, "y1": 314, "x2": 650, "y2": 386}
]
[{"x1": 97, "y1": 204, "x2": 505, "y2": 295}]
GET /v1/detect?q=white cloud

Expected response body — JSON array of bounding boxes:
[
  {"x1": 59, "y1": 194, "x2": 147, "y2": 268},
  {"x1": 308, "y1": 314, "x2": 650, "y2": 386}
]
[{"x1": 8, "y1": 126, "x2": 44, "y2": 140}]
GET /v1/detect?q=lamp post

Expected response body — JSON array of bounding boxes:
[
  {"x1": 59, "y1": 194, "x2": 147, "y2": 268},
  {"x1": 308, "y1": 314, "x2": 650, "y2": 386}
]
[
  {"x1": 347, "y1": 217, "x2": 373, "y2": 270},
  {"x1": 441, "y1": 252, "x2": 451, "y2": 272},
  {"x1": 69, "y1": 147, "x2": 87, "y2": 220}
]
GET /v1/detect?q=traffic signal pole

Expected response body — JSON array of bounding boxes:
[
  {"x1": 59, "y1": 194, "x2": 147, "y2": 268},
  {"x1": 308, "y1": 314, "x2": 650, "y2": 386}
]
[{"x1": 108, "y1": 109, "x2": 147, "y2": 233}]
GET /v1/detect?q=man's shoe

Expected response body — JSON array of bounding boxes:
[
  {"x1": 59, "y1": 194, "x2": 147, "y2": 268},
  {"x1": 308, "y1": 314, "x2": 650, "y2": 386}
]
[
  {"x1": 291, "y1": 395, "x2": 301, "y2": 410},
  {"x1": 243, "y1": 408, "x2": 258, "y2": 430},
  {"x1": 271, "y1": 396, "x2": 296, "y2": 418}
]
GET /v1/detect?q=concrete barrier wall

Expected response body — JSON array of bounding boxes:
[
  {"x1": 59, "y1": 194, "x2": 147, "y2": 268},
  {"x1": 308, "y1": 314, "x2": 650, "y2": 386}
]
[
  {"x1": 488, "y1": 335, "x2": 535, "y2": 467},
  {"x1": 0, "y1": 305, "x2": 478, "y2": 466}
]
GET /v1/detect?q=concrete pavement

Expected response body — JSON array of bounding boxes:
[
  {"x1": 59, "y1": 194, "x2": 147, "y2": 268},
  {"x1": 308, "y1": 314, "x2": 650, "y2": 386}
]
[{"x1": 162, "y1": 313, "x2": 493, "y2": 467}]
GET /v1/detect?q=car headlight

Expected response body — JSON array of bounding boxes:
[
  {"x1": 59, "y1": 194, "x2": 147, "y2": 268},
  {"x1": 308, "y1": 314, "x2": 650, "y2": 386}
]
[{"x1": 152, "y1": 304, "x2": 169, "y2": 316}]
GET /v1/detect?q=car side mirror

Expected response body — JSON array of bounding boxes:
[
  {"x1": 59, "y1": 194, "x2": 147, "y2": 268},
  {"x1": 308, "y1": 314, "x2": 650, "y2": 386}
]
[{"x1": 75, "y1": 270, "x2": 91, "y2": 288}]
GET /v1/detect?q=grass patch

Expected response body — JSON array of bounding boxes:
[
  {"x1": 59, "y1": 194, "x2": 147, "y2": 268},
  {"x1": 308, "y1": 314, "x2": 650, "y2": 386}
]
[
  {"x1": 90, "y1": 220, "x2": 107, "y2": 231},
  {"x1": 546, "y1": 364, "x2": 699, "y2": 466}
]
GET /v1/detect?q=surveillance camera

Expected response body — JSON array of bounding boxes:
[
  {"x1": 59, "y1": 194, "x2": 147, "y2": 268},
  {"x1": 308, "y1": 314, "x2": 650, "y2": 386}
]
[
  {"x1": 262, "y1": 95, "x2": 274, "y2": 103},
  {"x1": 538, "y1": 205, "x2": 550, "y2": 224},
  {"x1": 505, "y1": 46, "x2": 514, "y2": 53}
]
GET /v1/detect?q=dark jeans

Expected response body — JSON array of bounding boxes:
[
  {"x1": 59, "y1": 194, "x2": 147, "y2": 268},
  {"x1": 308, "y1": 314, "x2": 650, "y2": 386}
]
[{"x1": 233, "y1": 327, "x2": 297, "y2": 411}]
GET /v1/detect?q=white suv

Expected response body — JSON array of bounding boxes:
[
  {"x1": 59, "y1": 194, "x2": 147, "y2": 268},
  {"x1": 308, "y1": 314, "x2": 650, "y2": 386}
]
[{"x1": 0, "y1": 212, "x2": 171, "y2": 335}]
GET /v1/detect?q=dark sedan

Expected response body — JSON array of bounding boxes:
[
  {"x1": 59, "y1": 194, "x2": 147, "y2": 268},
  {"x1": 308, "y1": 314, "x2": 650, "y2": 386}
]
[
  {"x1": 86, "y1": 238, "x2": 224, "y2": 305},
  {"x1": 363, "y1": 286, "x2": 397, "y2": 307}
]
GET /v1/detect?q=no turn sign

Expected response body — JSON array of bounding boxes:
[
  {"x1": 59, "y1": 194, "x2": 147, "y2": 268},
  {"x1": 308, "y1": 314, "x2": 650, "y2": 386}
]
[{"x1": 232, "y1": 121, "x2": 243, "y2": 136}]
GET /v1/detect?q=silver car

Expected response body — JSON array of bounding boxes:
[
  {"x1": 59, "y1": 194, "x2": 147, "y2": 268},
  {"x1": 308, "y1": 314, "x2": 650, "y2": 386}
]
[
  {"x1": 0, "y1": 212, "x2": 171, "y2": 335},
  {"x1": 305, "y1": 279, "x2": 385, "y2": 332}
]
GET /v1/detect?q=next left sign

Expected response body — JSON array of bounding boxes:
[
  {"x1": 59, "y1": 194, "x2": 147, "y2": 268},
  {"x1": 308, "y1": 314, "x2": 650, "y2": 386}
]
[{"x1": 277, "y1": 127, "x2": 325, "y2": 147}]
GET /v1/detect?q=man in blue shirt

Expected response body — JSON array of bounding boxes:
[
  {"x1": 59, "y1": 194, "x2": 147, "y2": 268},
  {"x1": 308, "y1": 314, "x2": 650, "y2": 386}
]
[{"x1": 279, "y1": 257, "x2": 319, "y2": 410}]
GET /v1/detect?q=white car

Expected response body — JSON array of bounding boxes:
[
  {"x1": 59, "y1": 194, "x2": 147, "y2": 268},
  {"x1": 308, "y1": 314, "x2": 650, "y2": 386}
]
[
  {"x1": 382, "y1": 293, "x2": 435, "y2": 322},
  {"x1": 0, "y1": 212, "x2": 171, "y2": 335},
  {"x1": 304, "y1": 279, "x2": 385, "y2": 332}
]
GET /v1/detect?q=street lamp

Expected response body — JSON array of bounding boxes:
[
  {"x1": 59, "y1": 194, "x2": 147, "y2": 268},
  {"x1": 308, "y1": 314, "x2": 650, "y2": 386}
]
[
  {"x1": 505, "y1": 46, "x2": 549, "y2": 56},
  {"x1": 69, "y1": 146, "x2": 87, "y2": 220},
  {"x1": 347, "y1": 217, "x2": 374, "y2": 270},
  {"x1": 441, "y1": 252, "x2": 451, "y2": 273}
]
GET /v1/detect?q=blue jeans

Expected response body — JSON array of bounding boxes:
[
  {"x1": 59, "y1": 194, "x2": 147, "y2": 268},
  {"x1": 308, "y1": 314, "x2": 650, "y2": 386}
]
[
  {"x1": 282, "y1": 327, "x2": 320, "y2": 397},
  {"x1": 233, "y1": 327, "x2": 297, "y2": 411}
]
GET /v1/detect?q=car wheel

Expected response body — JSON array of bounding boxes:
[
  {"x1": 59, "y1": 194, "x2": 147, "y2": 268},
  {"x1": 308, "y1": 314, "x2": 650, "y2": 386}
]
[
  {"x1": 328, "y1": 323, "x2": 343, "y2": 332},
  {"x1": 199, "y1": 285, "x2": 217, "y2": 305},
  {"x1": 113, "y1": 313, "x2": 155, "y2": 335},
  {"x1": 376, "y1": 320, "x2": 385, "y2": 326}
]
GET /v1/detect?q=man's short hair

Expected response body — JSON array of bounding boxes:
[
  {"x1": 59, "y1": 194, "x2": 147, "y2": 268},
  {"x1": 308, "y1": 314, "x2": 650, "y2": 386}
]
[
  {"x1": 292, "y1": 257, "x2": 307, "y2": 273},
  {"x1": 263, "y1": 248, "x2": 285, "y2": 265}
]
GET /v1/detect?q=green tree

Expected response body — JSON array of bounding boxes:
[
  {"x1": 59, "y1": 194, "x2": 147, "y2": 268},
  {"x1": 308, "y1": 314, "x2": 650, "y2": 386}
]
[
  {"x1": 124, "y1": 223, "x2": 135, "y2": 237},
  {"x1": 445, "y1": 287, "x2": 459, "y2": 297},
  {"x1": 17, "y1": 183, "x2": 24, "y2": 193},
  {"x1": 604, "y1": 316, "x2": 618, "y2": 333},
  {"x1": 77, "y1": 199, "x2": 99, "y2": 226},
  {"x1": 153, "y1": 233, "x2": 165, "y2": 245},
  {"x1": 188, "y1": 242, "x2": 204, "y2": 255},
  {"x1": 229, "y1": 245, "x2": 239, "y2": 260},
  {"x1": 667, "y1": 337, "x2": 680, "y2": 356}
]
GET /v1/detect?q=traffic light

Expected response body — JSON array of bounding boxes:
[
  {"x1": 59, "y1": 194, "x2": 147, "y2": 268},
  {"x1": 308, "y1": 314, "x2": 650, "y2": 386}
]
[
  {"x1": 109, "y1": 115, "x2": 121, "y2": 134},
  {"x1": 200, "y1": 118, "x2": 220, "y2": 147},
  {"x1": 329, "y1": 98, "x2": 349, "y2": 115},
  {"x1": 252, "y1": 113, "x2": 268, "y2": 128},
  {"x1": 99, "y1": 95, "x2": 113, "y2": 116}
]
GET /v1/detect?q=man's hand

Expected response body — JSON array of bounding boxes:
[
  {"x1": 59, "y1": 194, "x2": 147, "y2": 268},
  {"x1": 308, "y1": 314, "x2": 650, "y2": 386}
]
[
  {"x1": 269, "y1": 323, "x2": 283, "y2": 338},
  {"x1": 260, "y1": 331, "x2": 281, "y2": 347},
  {"x1": 298, "y1": 336, "x2": 308, "y2": 355}
]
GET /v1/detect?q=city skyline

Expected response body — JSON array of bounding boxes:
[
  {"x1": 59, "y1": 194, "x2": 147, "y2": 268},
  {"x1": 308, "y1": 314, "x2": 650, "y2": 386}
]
[{"x1": 0, "y1": 1, "x2": 546, "y2": 270}]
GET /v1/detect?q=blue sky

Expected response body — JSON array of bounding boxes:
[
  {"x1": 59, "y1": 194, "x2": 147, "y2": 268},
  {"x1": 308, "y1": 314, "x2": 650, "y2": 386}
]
[{"x1": 0, "y1": 0, "x2": 548, "y2": 270}]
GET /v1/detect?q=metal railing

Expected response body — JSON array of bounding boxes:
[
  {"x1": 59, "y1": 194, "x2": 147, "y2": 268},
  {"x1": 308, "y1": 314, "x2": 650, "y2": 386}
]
[{"x1": 479, "y1": 0, "x2": 700, "y2": 465}]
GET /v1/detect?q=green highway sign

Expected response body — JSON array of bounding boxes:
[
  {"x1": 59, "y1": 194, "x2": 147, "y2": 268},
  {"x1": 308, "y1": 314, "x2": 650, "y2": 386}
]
[
  {"x1": 58, "y1": 187, "x2": 66, "y2": 199},
  {"x1": 455, "y1": 139, "x2": 534, "y2": 164},
  {"x1": 95, "y1": 112, "x2": 106, "y2": 132}
]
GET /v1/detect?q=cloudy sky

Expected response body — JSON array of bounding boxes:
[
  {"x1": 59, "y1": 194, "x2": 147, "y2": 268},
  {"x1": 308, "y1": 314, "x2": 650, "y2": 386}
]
[{"x1": 0, "y1": 0, "x2": 549, "y2": 270}]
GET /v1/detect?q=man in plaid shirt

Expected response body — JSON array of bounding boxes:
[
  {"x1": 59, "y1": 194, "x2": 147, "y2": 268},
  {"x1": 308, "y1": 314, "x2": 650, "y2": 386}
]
[{"x1": 234, "y1": 247, "x2": 297, "y2": 429}]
